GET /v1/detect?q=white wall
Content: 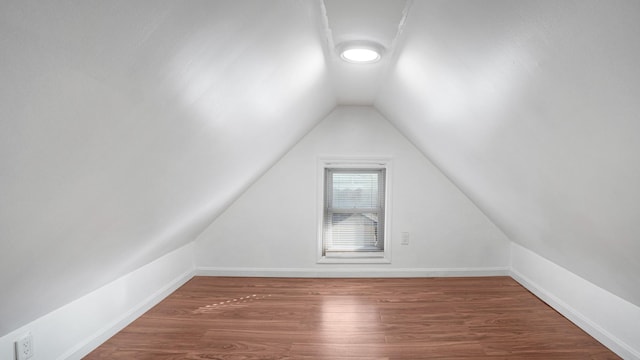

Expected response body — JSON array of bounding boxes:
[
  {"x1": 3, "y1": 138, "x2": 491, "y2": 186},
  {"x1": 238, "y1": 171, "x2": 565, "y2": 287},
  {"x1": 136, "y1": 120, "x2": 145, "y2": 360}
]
[
  {"x1": 0, "y1": 243, "x2": 195, "y2": 360},
  {"x1": 0, "y1": 0, "x2": 335, "y2": 336},
  {"x1": 196, "y1": 106, "x2": 510, "y2": 276},
  {"x1": 376, "y1": 0, "x2": 640, "y2": 308},
  {"x1": 511, "y1": 243, "x2": 640, "y2": 359}
]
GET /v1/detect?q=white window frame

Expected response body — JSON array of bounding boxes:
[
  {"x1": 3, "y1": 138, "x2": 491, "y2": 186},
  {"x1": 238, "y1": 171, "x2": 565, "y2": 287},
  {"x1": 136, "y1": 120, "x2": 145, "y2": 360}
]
[{"x1": 317, "y1": 157, "x2": 392, "y2": 264}]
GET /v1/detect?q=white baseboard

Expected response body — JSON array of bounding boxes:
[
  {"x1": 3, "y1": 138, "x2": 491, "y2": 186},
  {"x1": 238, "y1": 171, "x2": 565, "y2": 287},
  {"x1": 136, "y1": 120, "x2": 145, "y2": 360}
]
[
  {"x1": 511, "y1": 269, "x2": 639, "y2": 360},
  {"x1": 7, "y1": 242, "x2": 636, "y2": 360},
  {"x1": 199, "y1": 261, "x2": 640, "y2": 360},
  {"x1": 0, "y1": 243, "x2": 196, "y2": 360},
  {"x1": 510, "y1": 243, "x2": 640, "y2": 360},
  {"x1": 63, "y1": 268, "x2": 195, "y2": 360},
  {"x1": 196, "y1": 266, "x2": 510, "y2": 278}
]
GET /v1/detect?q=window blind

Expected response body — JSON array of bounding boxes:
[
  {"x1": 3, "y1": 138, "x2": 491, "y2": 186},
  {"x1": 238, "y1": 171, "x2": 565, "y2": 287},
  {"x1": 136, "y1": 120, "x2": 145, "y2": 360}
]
[{"x1": 323, "y1": 169, "x2": 386, "y2": 254}]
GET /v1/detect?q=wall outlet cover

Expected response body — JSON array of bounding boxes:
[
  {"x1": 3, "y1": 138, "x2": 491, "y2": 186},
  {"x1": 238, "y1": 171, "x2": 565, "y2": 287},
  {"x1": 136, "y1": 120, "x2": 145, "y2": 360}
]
[
  {"x1": 401, "y1": 232, "x2": 410, "y2": 245},
  {"x1": 15, "y1": 333, "x2": 33, "y2": 360}
]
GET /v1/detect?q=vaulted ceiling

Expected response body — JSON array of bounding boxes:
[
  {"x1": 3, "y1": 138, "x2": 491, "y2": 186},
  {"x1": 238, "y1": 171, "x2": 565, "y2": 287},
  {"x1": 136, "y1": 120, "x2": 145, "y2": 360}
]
[{"x1": 1, "y1": 0, "x2": 639, "y2": 336}]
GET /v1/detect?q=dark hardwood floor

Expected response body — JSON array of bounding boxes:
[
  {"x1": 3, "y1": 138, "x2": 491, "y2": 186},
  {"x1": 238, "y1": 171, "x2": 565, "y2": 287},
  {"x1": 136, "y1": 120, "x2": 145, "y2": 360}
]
[{"x1": 85, "y1": 276, "x2": 619, "y2": 359}]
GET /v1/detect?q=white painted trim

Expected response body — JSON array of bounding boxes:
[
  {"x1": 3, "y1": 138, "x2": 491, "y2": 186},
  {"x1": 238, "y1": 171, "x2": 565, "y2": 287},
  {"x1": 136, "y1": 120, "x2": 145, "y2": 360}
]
[
  {"x1": 511, "y1": 269, "x2": 639, "y2": 360},
  {"x1": 316, "y1": 156, "x2": 394, "y2": 264},
  {"x1": 62, "y1": 268, "x2": 195, "y2": 360},
  {"x1": 197, "y1": 266, "x2": 509, "y2": 278},
  {"x1": 199, "y1": 259, "x2": 640, "y2": 360},
  {"x1": 0, "y1": 243, "x2": 196, "y2": 360},
  {"x1": 6, "y1": 240, "x2": 637, "y2": 360},
  {"x1": 510, "y1": 243, "x2": 640, "y2": 360}
]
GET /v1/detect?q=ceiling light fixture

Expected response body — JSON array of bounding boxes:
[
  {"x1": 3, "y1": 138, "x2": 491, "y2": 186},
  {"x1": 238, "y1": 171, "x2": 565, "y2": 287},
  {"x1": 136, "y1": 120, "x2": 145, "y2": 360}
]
[{"x1": 338, "y1": 41, "x2": 384, "y2": 64}]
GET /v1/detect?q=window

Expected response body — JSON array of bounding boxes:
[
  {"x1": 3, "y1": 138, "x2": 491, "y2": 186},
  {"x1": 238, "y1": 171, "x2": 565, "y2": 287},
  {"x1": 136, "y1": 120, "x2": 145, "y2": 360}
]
[{"x1": 318, "y1": 158, "x2": 391, "y2": 263}]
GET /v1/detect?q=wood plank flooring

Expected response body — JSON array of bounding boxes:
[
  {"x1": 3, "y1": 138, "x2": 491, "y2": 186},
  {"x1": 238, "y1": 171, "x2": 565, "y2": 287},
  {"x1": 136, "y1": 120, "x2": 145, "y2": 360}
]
[{"x1": 85, "y1": 276, "x2": 619, "y2": 359}]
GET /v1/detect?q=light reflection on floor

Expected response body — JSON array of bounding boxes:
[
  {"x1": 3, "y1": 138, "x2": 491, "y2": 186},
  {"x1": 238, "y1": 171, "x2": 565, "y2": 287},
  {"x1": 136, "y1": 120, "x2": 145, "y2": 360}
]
[{"x1": 318, "y1": 295, "x2": 382, "y2": 357}]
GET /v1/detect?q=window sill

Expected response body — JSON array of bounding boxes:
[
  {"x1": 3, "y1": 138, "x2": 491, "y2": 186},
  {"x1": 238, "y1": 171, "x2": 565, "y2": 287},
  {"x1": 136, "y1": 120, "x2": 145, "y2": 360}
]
[{"x1": 317, "y1": 255, "x2": 391, "y2": 264}]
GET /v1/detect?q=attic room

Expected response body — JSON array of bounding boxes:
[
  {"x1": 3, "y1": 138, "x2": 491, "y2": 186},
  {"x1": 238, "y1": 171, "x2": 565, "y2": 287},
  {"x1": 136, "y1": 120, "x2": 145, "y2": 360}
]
[{"x1": 1, "y1": 0, "x2": 639, "y2": 359}]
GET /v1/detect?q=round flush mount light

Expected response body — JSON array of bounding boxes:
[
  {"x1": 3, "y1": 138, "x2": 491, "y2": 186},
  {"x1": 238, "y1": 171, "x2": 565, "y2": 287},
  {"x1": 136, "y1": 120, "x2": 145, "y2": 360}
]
[{"x1": 338, "y1": 41, "x2": 384, "y2": 64}]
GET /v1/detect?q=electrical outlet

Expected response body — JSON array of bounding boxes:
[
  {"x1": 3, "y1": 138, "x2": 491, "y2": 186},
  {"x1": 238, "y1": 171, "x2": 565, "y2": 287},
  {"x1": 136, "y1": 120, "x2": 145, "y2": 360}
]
[
  {"x1": 15, "y1": 333, "x2": 33, "y2": 360},
  {"x1": 401, "y1": 232, "x2": 410, "y2": 245}
]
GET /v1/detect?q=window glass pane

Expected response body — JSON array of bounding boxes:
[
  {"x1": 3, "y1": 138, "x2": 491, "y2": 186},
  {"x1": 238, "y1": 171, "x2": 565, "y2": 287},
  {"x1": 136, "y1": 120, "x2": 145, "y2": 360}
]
[
  {"x1": 331, "y1": 172, "x2": 379, "y2": 209},
  {"x1": 322, "y1": 166, "x2": 387, "y2": 259},
  {"x1": 328, "y1": 212, "x2": 380, "y2": 250}
]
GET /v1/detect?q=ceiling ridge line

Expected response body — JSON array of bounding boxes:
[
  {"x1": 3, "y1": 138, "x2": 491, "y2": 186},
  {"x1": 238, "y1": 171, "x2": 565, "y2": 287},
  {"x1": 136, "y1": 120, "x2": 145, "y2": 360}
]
[{"x1": 318, "y1": 0, "x2": 335, "y2": 58}]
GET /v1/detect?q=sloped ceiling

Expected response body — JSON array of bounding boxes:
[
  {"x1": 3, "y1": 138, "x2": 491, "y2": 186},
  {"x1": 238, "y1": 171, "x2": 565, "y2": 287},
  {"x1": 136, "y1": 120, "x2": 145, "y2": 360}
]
[
  {"x1": 0, "y1": 0, "x2": 335, "y2": 335},
  {"x1": 376, "y1": 0, "x2": 640, "y2": 306},
  {"x1": 1, "y1": 0, "x2": 639, "y2": 337}
]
